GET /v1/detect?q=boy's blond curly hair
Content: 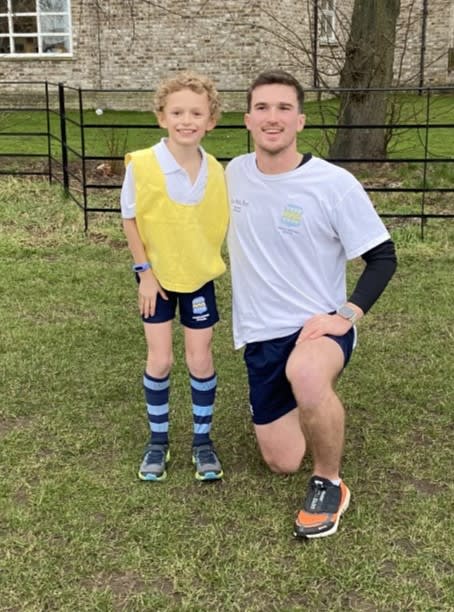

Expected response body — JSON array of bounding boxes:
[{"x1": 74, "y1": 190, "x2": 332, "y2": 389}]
[{"x1": 154, "y1": 71, "x2": 221, "y2": 121}]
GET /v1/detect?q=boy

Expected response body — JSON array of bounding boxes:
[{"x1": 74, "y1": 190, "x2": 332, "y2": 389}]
[{"x1": 121, "y1": 72, "x2": 229, "y2": 482}]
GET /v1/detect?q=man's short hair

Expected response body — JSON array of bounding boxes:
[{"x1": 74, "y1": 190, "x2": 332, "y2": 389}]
[{"x1": 247, "y1": 70, "x2": 305, "y2": 112}]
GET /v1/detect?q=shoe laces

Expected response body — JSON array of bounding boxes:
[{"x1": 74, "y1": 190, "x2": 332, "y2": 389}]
[
  {"x1": 306, "y1": 478, "x2": 340, "y2": 514},
  {"x1": 145, "y1": 445, "x2": 166, "y2": 463},
  {"x1": 309, "y1": 480, "x2": 327, "y2": 511},
  {"x1": 194, "y1": 445, "x2": 216, "y2": 465}
]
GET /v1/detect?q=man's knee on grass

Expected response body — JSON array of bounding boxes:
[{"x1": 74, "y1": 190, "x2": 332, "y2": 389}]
[{"x1": 259, "y1": 444, "x2": 304, "y2": 475}]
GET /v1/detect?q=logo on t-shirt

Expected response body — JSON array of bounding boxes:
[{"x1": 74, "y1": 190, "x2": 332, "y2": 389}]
[
  {"x1": 279, "y1": 204, "x2": 303, "y2": 234},
  {"x1": 231, "y1": 197, "x2": 250, "y2": 213}
]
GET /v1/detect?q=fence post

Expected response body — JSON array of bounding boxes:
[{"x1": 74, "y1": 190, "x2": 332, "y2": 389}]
[
  {"x1": 45, "y1": 81, "x2": 52, "y2": 184},
  {"x1": 58, "y1": 82, "x2": 69, "y2": 195},
  {"x1": 421, "y1": 87, "x2": 431, "y2": 240},
  {"x1": 78, "y1": 87, "x2": 89, "y2": 231}
]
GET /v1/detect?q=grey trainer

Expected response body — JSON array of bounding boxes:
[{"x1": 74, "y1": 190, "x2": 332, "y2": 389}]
[
  {"x1": 192, "y1": 443, "x2": 223, "y2": 481},
  {"x1": 138, "y1": 443, "x2": 170, "y2": 481}
]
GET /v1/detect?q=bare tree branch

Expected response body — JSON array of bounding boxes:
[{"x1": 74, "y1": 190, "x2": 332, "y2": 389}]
[{"x1": 141, "y1": 0, "x2": 190, "y2": 18}]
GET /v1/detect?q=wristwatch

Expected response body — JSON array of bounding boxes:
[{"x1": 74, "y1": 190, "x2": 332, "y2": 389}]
[
  {"x1": 132, "y1": 262, "x2": 151, "y2": 273},
  {"x1": 336, "y1": 304, "x2": 358, "y2": 324}
]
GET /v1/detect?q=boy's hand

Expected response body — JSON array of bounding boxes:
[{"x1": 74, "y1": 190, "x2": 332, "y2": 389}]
[{"x1": 137, "y1": 270, "x2": 168, "y2": 318}]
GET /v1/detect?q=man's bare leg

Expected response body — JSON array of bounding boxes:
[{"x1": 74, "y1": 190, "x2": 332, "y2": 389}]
[
  {"x1": 286, "y1": 336, "x2": 345, "y2": 479},
  {"x1": 285, "y1": 336, "x2": 351, "y2": 538},
  {"x1": 254, "y1": 408, "x2": 306, "y2": 474}
]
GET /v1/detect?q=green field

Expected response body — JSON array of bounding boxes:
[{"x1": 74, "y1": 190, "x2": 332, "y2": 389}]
[
  {"x1": 2, "y1": 92, "x2": 453, "y2": 225},
  {"x1": 1, "y1": 175, "x2": 453, "y2": 610},
  {"x1": 1, "y1": 93, "x2": 454, "y2": 160}
]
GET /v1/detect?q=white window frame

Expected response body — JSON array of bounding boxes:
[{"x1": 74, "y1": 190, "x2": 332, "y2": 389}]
[
  {"x1": 319, "y1": 0, "x2": 336, "y2": 45},
  {"x1": 0, "y1": 0, "x2": 72, "y2": 57}
]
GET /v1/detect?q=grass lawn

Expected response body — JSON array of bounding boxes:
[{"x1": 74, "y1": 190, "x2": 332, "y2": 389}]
[
  {"x1": 2, "y1": 92, "x2": 453, "y2": 161},
  {"x1": 1, "y1": 176, "x2": 453, "y2": 611},
  {"x1": 2, "y1": 92, "x2": 453, "y2": 225}
]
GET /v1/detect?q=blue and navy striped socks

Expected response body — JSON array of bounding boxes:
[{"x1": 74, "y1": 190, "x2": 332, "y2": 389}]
[
  {"x1": 143, "y1": 371, "x2": 217, "y2": 448},
  {"x1": 143, "y1": 372, "x2": 170, "y2": 445},
  {"x1": 190, "y1": 372, "x2": 217, "y2": 448}
]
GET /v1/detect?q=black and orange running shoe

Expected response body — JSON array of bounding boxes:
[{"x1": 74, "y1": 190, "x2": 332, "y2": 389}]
[{"x1": 294, "y1": 476, "x2": 351, "y2": 539}]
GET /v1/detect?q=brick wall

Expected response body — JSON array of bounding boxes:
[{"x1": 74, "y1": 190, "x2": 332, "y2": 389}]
[{"x1": 0, "y1": 0, "x2": 452, "y2": 110}]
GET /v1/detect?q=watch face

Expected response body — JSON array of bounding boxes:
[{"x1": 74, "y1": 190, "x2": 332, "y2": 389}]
[{"x1": 338, "y1": 305, "x2": 356, "y2": 321}]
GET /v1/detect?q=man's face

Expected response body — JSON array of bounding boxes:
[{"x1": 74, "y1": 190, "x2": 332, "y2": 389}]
[{"x1": 245, "y1": 84, "x2": 305, "y2": 156}]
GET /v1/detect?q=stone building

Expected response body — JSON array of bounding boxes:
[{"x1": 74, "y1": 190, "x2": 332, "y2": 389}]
[{"x1": 1, "y1": 0, "x2": 453, "y2": 109}]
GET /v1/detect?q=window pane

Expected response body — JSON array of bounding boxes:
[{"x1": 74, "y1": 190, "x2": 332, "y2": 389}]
[
  {"x1": 0, "y1": 0, "x2": 8, "y2": 14},
  {"x1": 0, "y1": 36, "x2": 10, "y2": 52},
  {"x1": 327, "y1": 16, "x2": 334, "y2": 38},
  {"x1": 39, "y1": 0, "x2": 67, "y2": 11},
  {"x1": 11, "y1": 0, "x2": 35, "y2": 12},
  {"x1": 0, "y1": 16, "x2": 8, "y2": 32},
  {"x1": 40, "y1": 14, "x2": 68, "y2": 33},
  {"x1": 321, "y1": 0, "x2": 335, "y2": 11},
  {"x1": 13, "y1": 35, "x2": 38, "y2": 52},
  {"x1": 13, "y1": 15, "x2": 36, "y2": 32},
  {"x1": 43, "y1": 34, "x2": 69, "y2": 52}
]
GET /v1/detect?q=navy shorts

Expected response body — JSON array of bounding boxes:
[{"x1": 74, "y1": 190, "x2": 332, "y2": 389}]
[
  {"x1": 141, "y1": 280, "x2": 219, "y2": 329},
  {"x1": 244, "y1": 326, "x2": 356, "y2": 425}
]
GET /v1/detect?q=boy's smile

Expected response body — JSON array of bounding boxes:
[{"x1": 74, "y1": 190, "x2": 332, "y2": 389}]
[{"x1": 157, "y1": 89, "x2": 215, "y2": 149}]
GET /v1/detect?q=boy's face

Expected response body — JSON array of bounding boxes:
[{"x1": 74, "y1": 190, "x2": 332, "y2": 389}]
[
  {"x1": 245, "y1": 84, "x2": 305, "y2": 156},
  {"x1": 157, "y1": 89, "x2": 216, "y2": 147}
]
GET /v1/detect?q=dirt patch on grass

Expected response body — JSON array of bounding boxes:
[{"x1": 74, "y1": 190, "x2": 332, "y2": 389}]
[
  {"x1": 395, "y1": 538, "x2": 419, "y2": 555},
  {"x1": 0, "y1": 157, "x2": 123, "y2": 184},
  {"x1": 82, "y1": 570, "x2": 183, "y2": 609},
  {"x1": 83, "y1": 570, "x2": 145, "y2": 595},
  {"x1": 0, "y1": 416, "x2": 29, "y2": 438},
  {"x1": 345, "y1": 592, "x2": 378, "y2": 611},
  {"x1": 87, "y1": 231, "x2": 126, "y2": 250},
  {"x1": 410, "y1": 477, "x2": 444, "y2": 495},
  {"x1": 13, "y1": 486, "x2": 30, "y2": 506}
]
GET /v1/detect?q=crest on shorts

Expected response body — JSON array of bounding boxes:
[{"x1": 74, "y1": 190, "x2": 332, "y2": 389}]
[{"x1": 192, "y1": 296, "x2": 208, "y2": 315}]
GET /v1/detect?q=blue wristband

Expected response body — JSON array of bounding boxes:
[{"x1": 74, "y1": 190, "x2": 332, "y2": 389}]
[{"x1": 132, "y1": 262, "x2": 151, "y2": 273}]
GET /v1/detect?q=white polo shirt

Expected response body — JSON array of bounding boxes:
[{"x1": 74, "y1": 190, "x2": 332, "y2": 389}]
[{"x1": 120, "y1": 138, "x2": 209, "y2": 218}]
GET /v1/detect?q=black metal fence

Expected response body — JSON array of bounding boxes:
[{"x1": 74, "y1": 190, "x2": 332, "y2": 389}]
[{"x1": 1, "y1": 80, "x2": 453, "y2": 235}]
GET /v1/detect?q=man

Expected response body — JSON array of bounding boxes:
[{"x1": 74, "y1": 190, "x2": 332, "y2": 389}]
[{"x1": 226, "y1": 70, "x2": 397, "y2": 538}]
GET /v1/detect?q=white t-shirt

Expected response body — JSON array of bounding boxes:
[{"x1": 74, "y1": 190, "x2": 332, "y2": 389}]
[
  {"x1": 226, "y1": 153, "x2": 391, "y2": 349},
  {"x1": 120, "y1": 138, "x2": 209, "y2": 218}
]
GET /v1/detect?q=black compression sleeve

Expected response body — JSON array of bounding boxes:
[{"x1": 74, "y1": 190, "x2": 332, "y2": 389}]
[{"x1": 348, "y1": 239, "x2": 397, "y2": 313}]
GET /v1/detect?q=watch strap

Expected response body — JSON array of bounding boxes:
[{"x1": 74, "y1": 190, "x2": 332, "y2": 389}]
[{"x1": 132, "y1": 262, "x2": 151, "y2": 273}]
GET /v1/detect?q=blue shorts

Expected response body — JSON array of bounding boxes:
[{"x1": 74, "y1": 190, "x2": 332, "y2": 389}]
[
  {"x1": 141, "y1": 280, "x2": 219, "y2": 329},
  {"x1": 244, "y1": 327, "x2": 355, "y2": 425}
]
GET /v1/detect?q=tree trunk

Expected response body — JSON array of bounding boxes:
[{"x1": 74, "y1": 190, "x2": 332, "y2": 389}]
[{"x1": 329, "y1": 0, "x2": 401, "y2": 160}]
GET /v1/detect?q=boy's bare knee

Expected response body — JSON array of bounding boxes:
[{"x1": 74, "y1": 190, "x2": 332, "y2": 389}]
[
  {"x1": 185, "y1": 353, "x2": 213, "y2": 378},
  {"x1": 147, "y1": 354, "x2": 173, "y2": 378}
]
